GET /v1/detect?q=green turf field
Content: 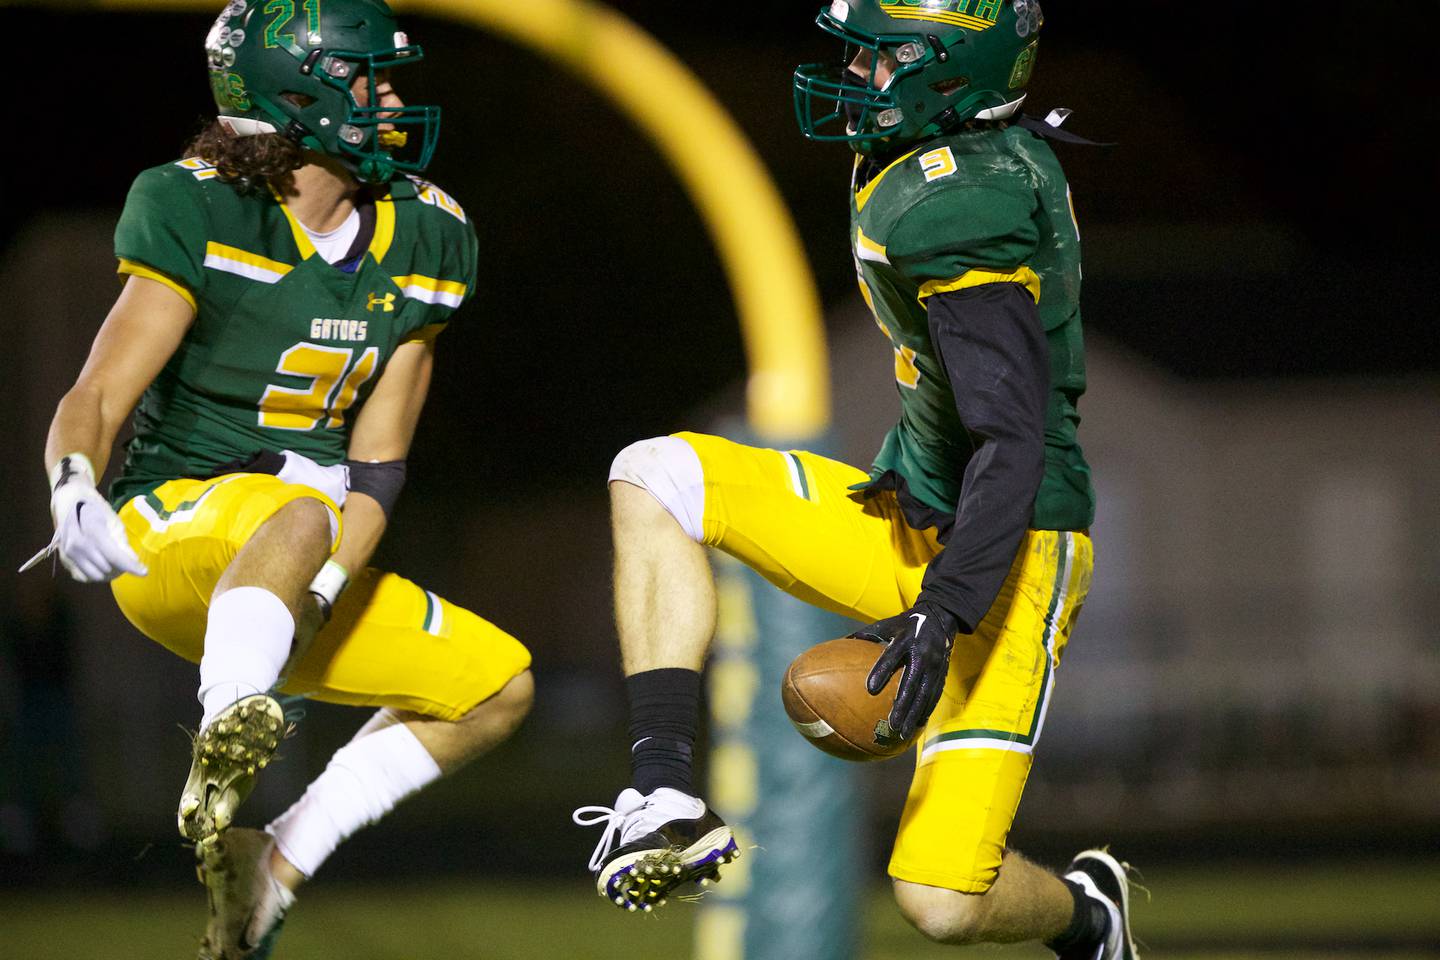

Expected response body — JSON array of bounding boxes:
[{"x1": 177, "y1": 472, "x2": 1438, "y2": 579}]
[{"x1": 2, "y1": 859, "x2": 1437, "y2": 959}]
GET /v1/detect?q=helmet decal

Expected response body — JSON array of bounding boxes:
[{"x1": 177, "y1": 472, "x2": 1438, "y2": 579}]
[
  {"x1": 879, "y1": 0, "x2": 1000, "y2": 31},
  {"x1": 1013, "y1": 0, "x2": 1043, "y2": 38},
  {"x1": 205, "y1": 0, "x2": 441, "y2": 182}
]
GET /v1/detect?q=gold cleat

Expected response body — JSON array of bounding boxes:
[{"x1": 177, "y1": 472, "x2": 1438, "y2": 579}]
[{"x1": 178, "y1": 695, "x2": 286, "y2": 845}]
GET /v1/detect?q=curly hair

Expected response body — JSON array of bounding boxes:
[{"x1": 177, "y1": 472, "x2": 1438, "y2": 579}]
[{"x1": 185, "y1": 119, "x2": 304, "y2": 190}]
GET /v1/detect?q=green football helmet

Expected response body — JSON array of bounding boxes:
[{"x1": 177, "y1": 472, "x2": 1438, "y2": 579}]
[
  {"x1": 794, "y1": 0, "x2": 1043, "y2": 154},
  {"x1": 204, "y1": 0, "x2": 440, "y2": 182}
]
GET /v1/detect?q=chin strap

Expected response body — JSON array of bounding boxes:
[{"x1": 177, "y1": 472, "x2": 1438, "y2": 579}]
[{"x1": 1017, "y1": 108, "x2": 1117, "y2": 147}]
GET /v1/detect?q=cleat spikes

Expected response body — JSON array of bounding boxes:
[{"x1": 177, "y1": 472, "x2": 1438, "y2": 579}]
[
  {"x1": 177, "y1": 694, "x2": 285, "y2": 844},
  {"x1": 579, "y1": 787, "x2": 735, "y2": 914}
]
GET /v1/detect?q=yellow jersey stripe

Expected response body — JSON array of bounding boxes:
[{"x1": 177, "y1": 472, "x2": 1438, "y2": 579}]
[
  {"x1": 855, "y1": 228, "x2": 890, "y2": 265},
  {"x1": 117, "y1": 259, "x2": 197, "y2": 311},
  {"x1": 854, "y1": 149, "x2": 919, "y2": 213},
  {"x1": 268, "y1": 187, "x2": 318, "y2": 260},
  {"x1": 391, "y1": 274, "x2": 467, "y2": 308},
  {"x1": 917, "y1": 267, "x2": 1041, "y2": 304},
  {"x1": 370, "y1": 193, "x2": 395, "y2": 263},
  {"x1": 204, "y1": 242, "x2": 294, "y2": 284},
  {"x1": 402, "y1": 322, "x2": 448, "y2": 344}
]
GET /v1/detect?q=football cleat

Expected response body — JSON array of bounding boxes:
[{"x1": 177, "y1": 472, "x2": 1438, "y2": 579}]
[
  {"x1": 179, "y1": 695, "x2": 285, "y2": 845},
  {"x1": 196, "y1": 827, "x2": 295, "y2": 960},
  {"x1": 1060, "y1": 848, "x2": 1138, "y2": 960},
  {"x1": 572, "y1": 787, "x2": 739, "y2": 912}
]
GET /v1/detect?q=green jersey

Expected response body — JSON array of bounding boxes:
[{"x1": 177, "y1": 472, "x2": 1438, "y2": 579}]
[
  {"x1": 850, "y1": 124, "x2": 1094, "y2": 532},
  {"x1": 109, "y1": 157, "x2": 477, "y2": 505}
]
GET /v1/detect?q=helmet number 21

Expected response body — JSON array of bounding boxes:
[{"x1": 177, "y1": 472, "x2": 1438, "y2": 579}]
[
  {"x1": 263, "y1": 0, "x2": 321, "y2": 50},
  {"x1": 259, "y1": 342, "x2": 378, "y2": 430}
]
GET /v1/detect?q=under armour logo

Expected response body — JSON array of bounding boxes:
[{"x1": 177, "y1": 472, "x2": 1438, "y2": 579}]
[{"x1": 367, "y1": 292, "x2": 395, "y2": 312}]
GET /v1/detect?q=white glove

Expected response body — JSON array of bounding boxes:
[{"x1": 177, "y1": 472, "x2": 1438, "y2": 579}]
[
  {"x1": 31, "y1": 454, "x2": 147, "y2": 583},
  {"x1": 277, "y1": 450, "x2": 349, "y2": 508}
]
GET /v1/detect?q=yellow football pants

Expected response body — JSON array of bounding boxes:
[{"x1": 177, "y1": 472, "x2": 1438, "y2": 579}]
[
  {"x1": 676, "y1": 432, "x2": 1093, "y2": 893},
  {"x1": 111, "y1": 473, "x2": 530, "y2": 721}
]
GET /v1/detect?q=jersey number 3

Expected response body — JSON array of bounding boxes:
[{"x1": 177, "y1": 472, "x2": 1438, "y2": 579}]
[{"x1": 259, "y1": 343, "x2": 378, "y2": 430}]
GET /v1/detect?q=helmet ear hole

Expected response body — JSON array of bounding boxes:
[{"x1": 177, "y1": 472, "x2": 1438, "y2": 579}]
[
  {"x1": 281, "y1": 92, "x2": 317, "y2": 108},
  {"x1": 930, "y1": 78, "x2": 969, "y2": 97}
]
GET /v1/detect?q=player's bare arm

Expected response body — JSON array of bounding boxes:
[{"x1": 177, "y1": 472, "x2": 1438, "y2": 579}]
[
  {"x1": 46, "y1": 275, "x2": 195, "y2": 475},
  {"x1": 333, "y1": 336, "x2": 435, "y2": 570},
  {"x1": 30, "y1": 277, "x2": 194, "y2": 582}
]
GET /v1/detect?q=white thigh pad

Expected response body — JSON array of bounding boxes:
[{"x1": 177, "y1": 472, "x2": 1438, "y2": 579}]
[{"x1": 608, "y1": 436, "x2": 705, "y2": 543}]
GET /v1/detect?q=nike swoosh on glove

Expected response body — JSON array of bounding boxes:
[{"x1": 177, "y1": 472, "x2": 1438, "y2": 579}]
[
  {"x1": 50, "y1": 468, "x2": 147, "y2": 583},
  {"x1": 854, "y1": 599, "x2": 960, "y2": 739}
]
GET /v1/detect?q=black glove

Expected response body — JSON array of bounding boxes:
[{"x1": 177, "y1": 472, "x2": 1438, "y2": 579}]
[{"x1": 854, "y1": 599, "x2": 961, "y2": 739}]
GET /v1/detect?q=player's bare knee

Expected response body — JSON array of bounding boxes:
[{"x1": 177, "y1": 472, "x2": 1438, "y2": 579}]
[
  {"x1": 491, "y1": 669, "x2": 534, "y2": 728},
  {"x1": 608, "y1": 436, "x2": 705, "y2": 542},
  {"x1": 893, "y1": 879, "x2": 988, "y2": 945},
  {"x1": 273, "y1": 496, "x2": 333, "y2": 549},
  {"x1": 457, "y1": 669, "x2": 532, "y2": 742}
]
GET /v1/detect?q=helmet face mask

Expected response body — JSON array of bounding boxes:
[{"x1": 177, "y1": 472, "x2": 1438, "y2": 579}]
[
  {"x1": 206, "y1": 0, "x2": 440, "y2": 183},
  {"x1": 794, "y1": 0, "x2": 1043, "y2": 155}
]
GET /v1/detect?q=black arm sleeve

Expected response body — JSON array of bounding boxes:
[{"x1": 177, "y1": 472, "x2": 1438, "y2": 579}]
[
  {"x1": 344, "y1": 459, "x2": 407, "y2": 518},
  {"x1": 917, "y1": 282, "x2": 1049, "y2": 632}
]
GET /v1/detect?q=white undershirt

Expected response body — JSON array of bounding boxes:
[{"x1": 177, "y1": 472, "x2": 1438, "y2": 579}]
[{"x1": 299, "y1": 208, "x2": 362, "y2": 264}]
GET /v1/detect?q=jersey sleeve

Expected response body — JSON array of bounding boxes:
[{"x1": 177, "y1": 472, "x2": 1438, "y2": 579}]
[
  {"x1": 886, "y1": 178, "x2": 1040, "y2": 302},
  {"x1": 394, "y1": 177, "x2": 479, "y2": 343},
  {"x1": 114, "y1": 166, "x2": 208, "y2": 309}
]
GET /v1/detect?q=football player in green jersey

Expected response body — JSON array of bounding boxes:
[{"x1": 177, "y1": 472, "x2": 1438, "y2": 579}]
[
  {"x1": 26, "y1": 1, "x2": 532, "y2": 956},
  {"x1": 576, "y1": 2, "x2": 1136, "y2": 957}
]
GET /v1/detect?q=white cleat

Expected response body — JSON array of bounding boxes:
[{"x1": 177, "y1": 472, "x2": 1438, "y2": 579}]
[
  {"x1": 196, "y1": 827, "x2": 295, "y2": 960},
  {"x1": 179, "y1": 695, "x2": 286, "y2": 845},
  {"x1": 1061, "y1": 848, "x2": 1138, "y2": 960},
  {"x1": 573, "y1": 787, "x2": 738, "y2": 912}
]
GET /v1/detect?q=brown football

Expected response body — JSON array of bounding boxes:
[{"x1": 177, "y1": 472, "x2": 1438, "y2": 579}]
[{"x1": 781, "y1": 637, "x2": 917, "y2": 762}]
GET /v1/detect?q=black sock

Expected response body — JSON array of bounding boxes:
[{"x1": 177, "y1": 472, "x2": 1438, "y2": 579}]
[
  {"x1": 627, "y1": 668, "x2": 701, "y2": 795},
  {"x1": 1044, "y1": 879, "x2": 1110, "y2": 956}
]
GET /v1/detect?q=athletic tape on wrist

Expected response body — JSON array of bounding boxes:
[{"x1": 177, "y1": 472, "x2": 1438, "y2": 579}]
[
  {"x1": 308, "y1": 560, "x2": 349, "y2": 621},
  {"x1": 309, "y1": 559, "x2": 349, "y2": 604},
  {"x1": 48, "y1": 452, "x2": 96, "y2": 492}
]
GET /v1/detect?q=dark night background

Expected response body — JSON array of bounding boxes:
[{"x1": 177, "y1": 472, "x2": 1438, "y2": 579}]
[
  {"x1": 2, "y1": 1, "x2": 1438, "y2": 955},
  {"x1": 7, "y1": 0, "x2": 1437, "y2": 558}
]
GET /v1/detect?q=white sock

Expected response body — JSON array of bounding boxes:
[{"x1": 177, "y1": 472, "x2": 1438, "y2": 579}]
[
  {"x1": 198, "y1": 587, "x2": 294, "y2": 728},
  {"x1": 265, "y1": 721, "x2": 441, "y2": 878}
]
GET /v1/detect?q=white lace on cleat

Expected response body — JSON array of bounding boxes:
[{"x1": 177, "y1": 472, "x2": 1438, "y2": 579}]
[
  {"x1": 573, "y1": 787, "x2": 737, "y2": 911},
  {"x1": 572, "y1": 788, "x2": 708, "y2": 874}
]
